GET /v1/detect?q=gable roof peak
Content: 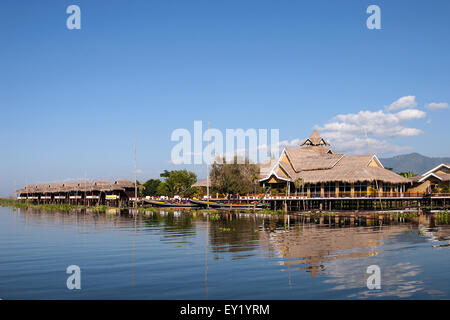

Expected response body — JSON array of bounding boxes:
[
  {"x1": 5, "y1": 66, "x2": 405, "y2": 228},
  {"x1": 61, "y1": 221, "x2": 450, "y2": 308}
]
[{"x1": 300, "y1": 130, "x2": 330, "y2": 146}]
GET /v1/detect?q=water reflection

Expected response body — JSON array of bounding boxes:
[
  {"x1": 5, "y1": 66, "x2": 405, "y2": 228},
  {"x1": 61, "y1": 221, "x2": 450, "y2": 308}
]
[
  {"x1": 3, "y1": 207, "x2": 450, "y2": 299},
  {"x1": 10, "y1": 207, "x2": 450, "y2": 265}
]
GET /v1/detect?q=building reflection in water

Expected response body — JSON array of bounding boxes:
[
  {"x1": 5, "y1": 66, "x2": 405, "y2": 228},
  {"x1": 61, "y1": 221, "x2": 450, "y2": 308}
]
[{"x1": 11, "y1": 208, "x2": 450, "y2": 298}]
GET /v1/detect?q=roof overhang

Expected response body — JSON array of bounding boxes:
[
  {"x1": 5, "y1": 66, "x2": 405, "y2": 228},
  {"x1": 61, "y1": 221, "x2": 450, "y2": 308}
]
[
  {"x1": 421, "y1": 163, "x2": 450, "y2": 177},
  {"x1": 282, "y1": 148, "x2": 297, "y2": 172},
  {"x1": 259, "y1": 172, "x2": 291, "y2": 183},
  {"x1": 259, "y1": 152, "x2": 292, "y2": 183},
  {"x1": 418, "y1": 172, "x2": 443, "y2": 183},
  {"x1": 368, "y1": 155, "x2": 385, "y2": 168}
]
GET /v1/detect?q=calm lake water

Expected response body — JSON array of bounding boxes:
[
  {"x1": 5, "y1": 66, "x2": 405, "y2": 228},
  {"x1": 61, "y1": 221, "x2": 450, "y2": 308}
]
[{"x1": 0, "y1": 206, "x2": 449, "y2": 299}]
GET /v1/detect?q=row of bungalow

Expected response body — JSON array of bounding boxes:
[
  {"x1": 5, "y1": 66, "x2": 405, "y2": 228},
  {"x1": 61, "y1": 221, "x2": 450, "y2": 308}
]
[{"x1": 15, "y1": 179, "x2": 142, "y2": 206}]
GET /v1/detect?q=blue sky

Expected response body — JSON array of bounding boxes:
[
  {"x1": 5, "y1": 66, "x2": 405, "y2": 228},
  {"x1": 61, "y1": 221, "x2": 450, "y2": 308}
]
[{"x1": 1, "y1": 0, "x2": 449, "y2": 196}]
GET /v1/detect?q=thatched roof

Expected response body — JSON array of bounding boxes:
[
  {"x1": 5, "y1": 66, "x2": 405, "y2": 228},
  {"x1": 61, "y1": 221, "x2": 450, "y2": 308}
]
[
  {"x1": 15, "y1": 178, "x2": 141, "y2": 194},
  {"x1": 192, "y1": 179, "x2": 208, "y2": 187},
  {"x1": 260, "y1": 131, "x2": 408, "y2": 184},
  {"x1": 95, "y1": 180, "x2": 110, "y2": 186},
  {"x1": 300, "y1": 130, "x2": 330, "y2": 146},
  {"x1": 114, "y1": 179, "x2": 134, "y2": 187},
  {"x1": 258, "y1": 159, "x2": 279, "y2": 179},
  {"x1": 295, "y1": 156, "x2": 408, "y2": 184},
  {"x1": 412, "y1": 163, "x2": 450, "y2": 183},
  {"x1": 20, "y1": 185, "x2": 40, "y2": 193},
  {"x1": 285, "y1": 148, "x2": 342, "y2": 171},
  {"x1": 408, "y1": 175, "x2": 422, "y2": 182},
  {"x1": 61, "y1": 182, "x2": 80, "y2": 192}
]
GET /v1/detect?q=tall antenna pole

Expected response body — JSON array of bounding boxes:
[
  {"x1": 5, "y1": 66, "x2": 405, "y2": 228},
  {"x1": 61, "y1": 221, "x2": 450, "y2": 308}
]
[
  {"x1": 206, "y1": 122, "x2": 210, "y2": 209},
  {"x1": 85, "y1": 171, "x2": 87, "y2": 206},
  {"x1": 134, "y1": 131, "x2": 137, "y2": 209},
  {"x1": 364, "y1": 128, "x2": 383, "y2": 211}
]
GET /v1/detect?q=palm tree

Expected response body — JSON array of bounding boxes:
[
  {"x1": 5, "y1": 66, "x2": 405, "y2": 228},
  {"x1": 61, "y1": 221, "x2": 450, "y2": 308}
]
[
  {"x1": 294, "y1": 177, "x2": 305, "y2": 196},
  {"x1": 250, "y1": 172, "x2": 260, "y2": 195},
  {"x1": 294, "y1": 177, "x2": 305, "y2": 211},
  {"x1": 400, "y1": 171, "x2": 418, "y2": 178}
]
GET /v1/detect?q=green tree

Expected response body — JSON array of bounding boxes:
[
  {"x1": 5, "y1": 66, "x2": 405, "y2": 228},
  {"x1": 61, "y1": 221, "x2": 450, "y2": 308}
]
[
  {"x1": 294, "y1": 177, "x2": 305, "y2": 196},
  {"x1": 142, "y1": 179, "x2": 161, "y2": 196},
  {"x1": 294, "y1": 177, "x2": 306, "y2": 210},
  {"x1": 210, "y1": 156, "x2": 260, "y2": 195},
  {"x1": 160, "y1": 170, "x2": 172, "y2": 178},
  {"x1": 250, "y1": 172, "x2": 260, "y2": 195},
  {"x1": 157, "y1": 169, "x2": 197, "y2": 196},
  {"x1": 156, "y1": 182, "x2": 170, "y2": 196},
  {"x1": 400, "y1": 171, "x2": 418, "y2": 178}
]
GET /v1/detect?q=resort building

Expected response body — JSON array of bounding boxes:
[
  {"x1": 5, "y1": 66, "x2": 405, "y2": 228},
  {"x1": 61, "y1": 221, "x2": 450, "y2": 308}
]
[
  {"x1": 192, "y1": 130, "x2": 410, "y2": 201},
  {"x1": 408, "y1": 163, "x2": 450, "y2": 193},
  {"x1": 259, "y1": 130, "x2": 409, "y2": 197},
  {"x1": 16, "y1": 179, "x2": 142, "y2": 206},
  {"x1": 192, "y1": 179, "x2": 208, "y2": 189}
]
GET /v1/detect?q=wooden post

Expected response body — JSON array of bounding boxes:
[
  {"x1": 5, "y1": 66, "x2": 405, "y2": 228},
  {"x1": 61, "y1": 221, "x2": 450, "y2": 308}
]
[
  {"x1": 335, "y1": 181, "x2": 339, "y2": 198},
  {"x1": 134, "y1": 132, "x2": 138, "y2": 209},
  {"x1": 206, "y1": 122, "x2": 210, "y2": 209}
]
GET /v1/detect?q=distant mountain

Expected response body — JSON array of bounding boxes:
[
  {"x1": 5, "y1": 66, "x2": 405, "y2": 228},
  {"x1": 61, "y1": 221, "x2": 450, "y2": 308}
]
[{"x1": 379, "y1": 153, "x2": 450, "y2": 175}]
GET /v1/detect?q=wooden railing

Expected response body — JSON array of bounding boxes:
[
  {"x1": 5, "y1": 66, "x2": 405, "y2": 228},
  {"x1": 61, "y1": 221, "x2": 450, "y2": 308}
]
[
  {"x1": 18, "y1": 192, "x2": 450, "y2": 201},
  {"x1": 238, "y1": 192, "x2": 450, "y2": 200}
]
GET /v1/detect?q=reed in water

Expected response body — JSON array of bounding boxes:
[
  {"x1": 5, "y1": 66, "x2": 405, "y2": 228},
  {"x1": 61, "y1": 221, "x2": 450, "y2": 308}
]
[{"x1": 0, "y1": 198, "x2": 108, "y2": 212}]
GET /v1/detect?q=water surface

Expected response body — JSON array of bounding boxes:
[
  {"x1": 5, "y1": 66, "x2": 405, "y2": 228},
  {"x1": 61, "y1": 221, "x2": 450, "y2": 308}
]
[{"x1": 0, "y1": 206, "x2": 449, "y2": 299}]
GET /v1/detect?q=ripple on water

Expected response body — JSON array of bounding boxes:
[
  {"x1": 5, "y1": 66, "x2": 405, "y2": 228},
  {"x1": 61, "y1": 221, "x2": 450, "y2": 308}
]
[{"x1": 0, "y1": 207, "x2": 449, "y2": 299}]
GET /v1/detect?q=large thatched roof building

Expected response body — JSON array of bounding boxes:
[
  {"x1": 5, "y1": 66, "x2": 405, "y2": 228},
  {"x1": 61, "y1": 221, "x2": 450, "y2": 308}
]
[{"x1": 259, "y1": 130, "x2": 409, "y2": 196}]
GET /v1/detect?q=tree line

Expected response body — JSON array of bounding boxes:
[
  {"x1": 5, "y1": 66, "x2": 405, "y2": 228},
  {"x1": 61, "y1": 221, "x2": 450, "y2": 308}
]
[
  {"x1": 141, "y1": 169, "x2": 199, "y2": 197},
  {"x1": 141, "y1": 157, "x2": 263, "y2": 197}
]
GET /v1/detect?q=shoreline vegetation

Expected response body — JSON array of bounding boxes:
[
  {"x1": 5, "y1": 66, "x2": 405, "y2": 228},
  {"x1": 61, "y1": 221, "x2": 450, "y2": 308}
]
[
  {"x1": 0, "y1": 198, "x2": 109, "y2": 212},
  {"x1": 0, "y1": 198, "x2": 283, "y2": 215},
  {"x1": 1, "y1": 198, "x2": 449, "y2": 218}
]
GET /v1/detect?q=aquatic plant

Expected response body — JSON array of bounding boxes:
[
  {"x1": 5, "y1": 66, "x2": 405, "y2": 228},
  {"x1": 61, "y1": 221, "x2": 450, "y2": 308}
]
[
  {"x1": 391, "y1": 212, "x2": 419, "y2": 219},
  {"x1": 436, "y1": 211, "x2": 450, "y2": 223},
  {"x1": 209, "y1": 214, "x2": 221, "y2": 221},
  {"x1": 92, "y1": 205, "x2": 108, "y2": 213},
  {"x1": 0, "y1": 198, "x2": 117, "y2": 213},
  {"x1": 0, "y1": 198, "x2": 20, "y2": 207},
  {"x1": 310, "y1": 212, "x2": 337, "y2": 217},
  {"x1": 437, "y1": 211, "x2": 450, "y2": 217},
  {"x1": 258, "y1": 209, "x2": 285, "y2": 216}
]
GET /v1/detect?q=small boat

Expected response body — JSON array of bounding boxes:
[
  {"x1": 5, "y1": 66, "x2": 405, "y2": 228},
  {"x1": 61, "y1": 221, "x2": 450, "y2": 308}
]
[
  {"x1": 145, "y1": 200, "x2": 200, "y2": 208},
  {"x1": 189, "y1": 199, "x2": 267, "y2": 209}
]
